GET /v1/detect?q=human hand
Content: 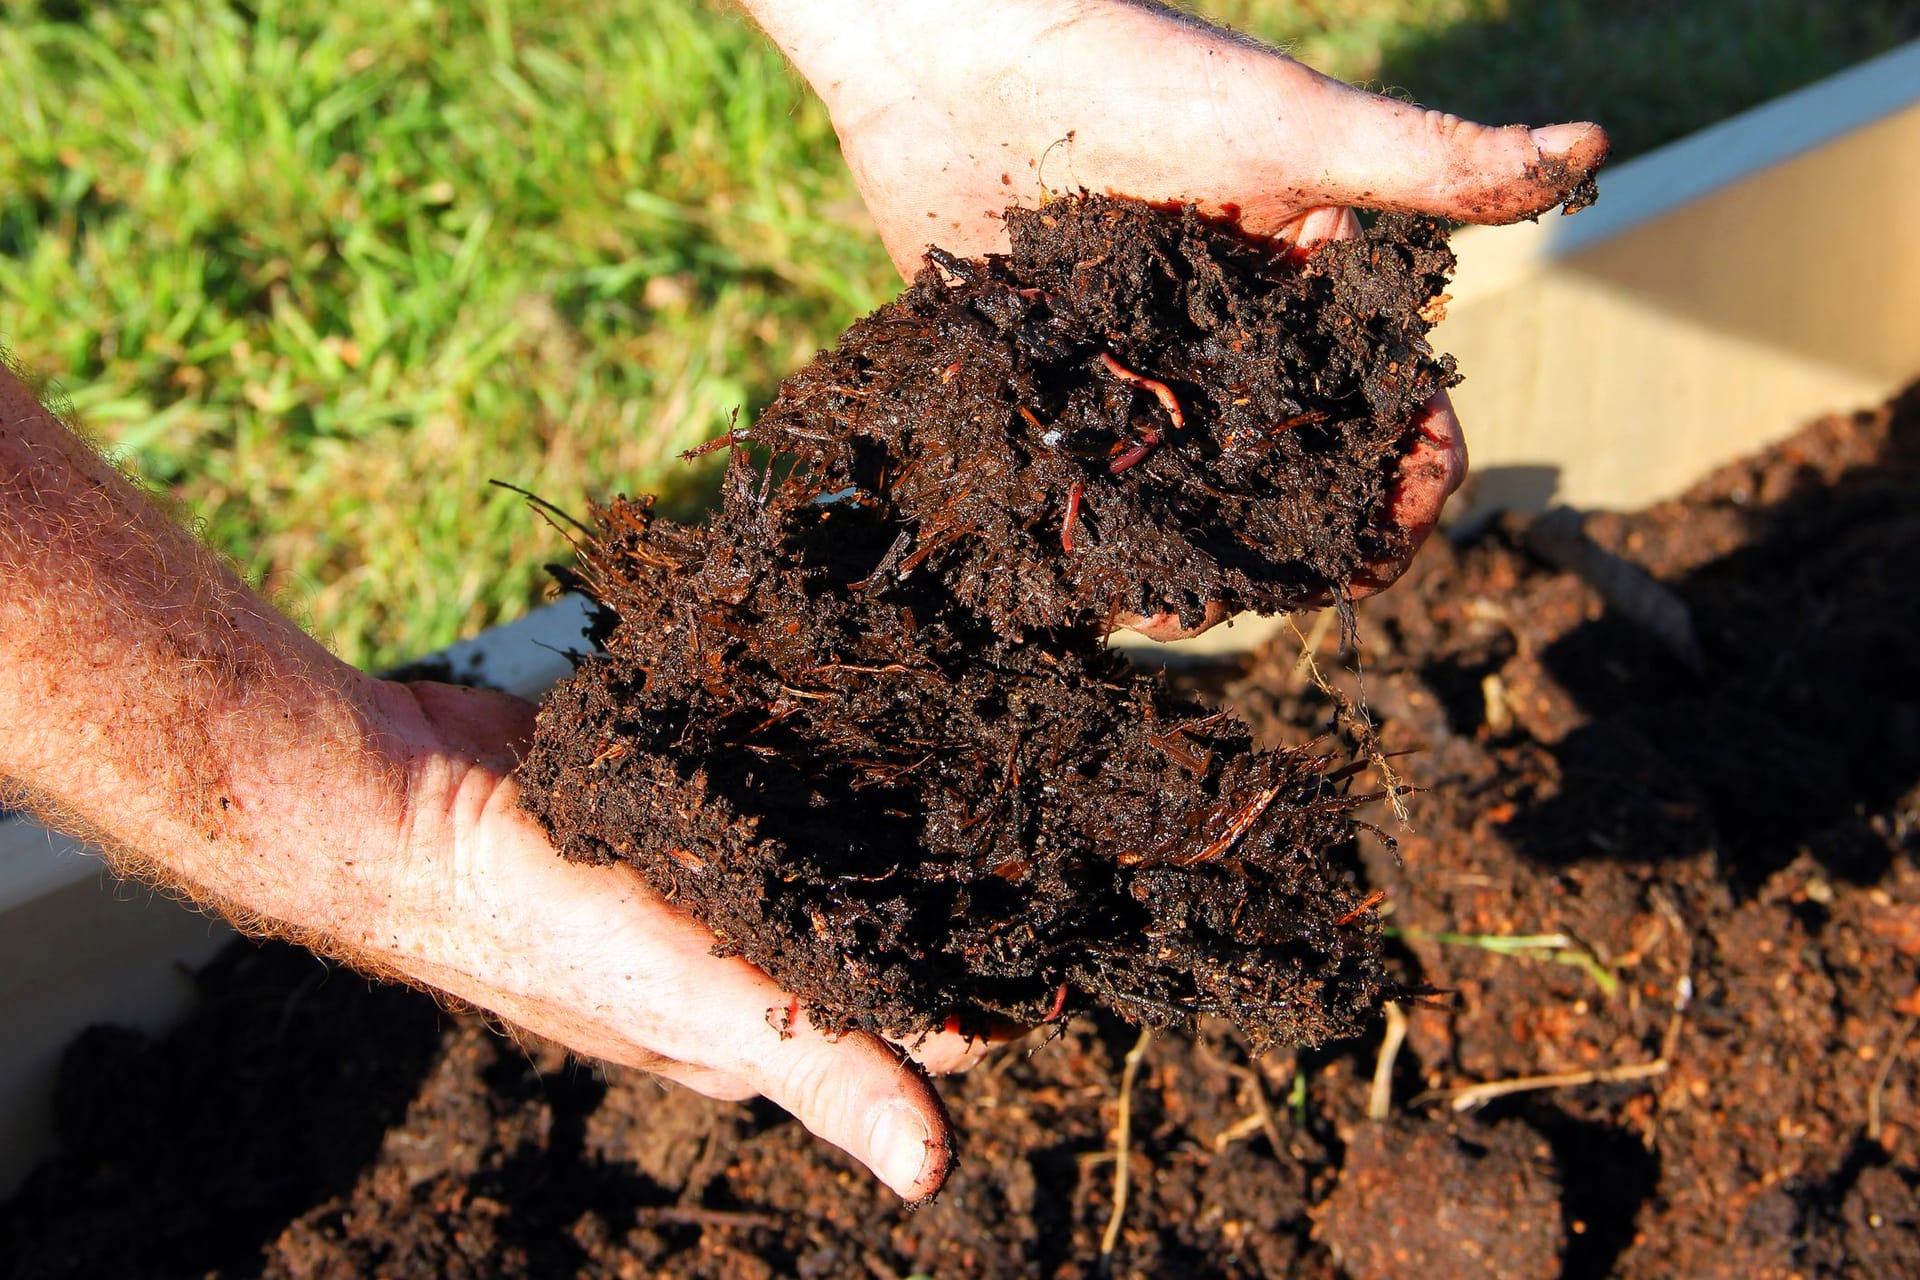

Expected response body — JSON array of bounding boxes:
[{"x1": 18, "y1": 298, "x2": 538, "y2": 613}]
[
  {"x1": 341, "y1": 679, "x2": 994, "y2": 1200},
  {"x1": 746, "y1": 0, "x2": 1607, "y2": 633},
  {"x1": 1, "y1": 359, "x2": 988, "y2": 1202}
]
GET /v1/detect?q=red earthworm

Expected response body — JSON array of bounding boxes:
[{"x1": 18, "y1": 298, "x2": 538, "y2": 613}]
[
  {"x1": 1061, "y1": 480, "x2": 1085, "y2": 552},
  {"x1": 1108, "y1": 432, "x2": 1161, "y2": 475},
  {"x1": 1099, "y1": 351, "x2": 1184, "y2": 429}
]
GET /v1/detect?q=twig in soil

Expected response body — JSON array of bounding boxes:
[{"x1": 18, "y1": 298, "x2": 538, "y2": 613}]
[
  {"x1": 1292, "y1": 606, "x2": 1339, "y2": 680},
  {"x1": 1335, "y1": 889, "x2": 1388, "y2": 927},
  {"x1": 1388, "y1": 927, "x2": 1619, "y2": 997},
  {"x1": 1212, "y1": 1113, "x2": 1269, "y2": 1149},
  {"x1": 679, "y1": 427, "x2": 745, "y2": 459},
  {"x1": 1176, "y1": 783, "x2": 1282, "y2": 866},
  {"x1": 1194, "y1": 1036, "x2": 1287, "y2": 1158},
  {"x1": 1287, "y1": 615, "x2": 1412, "y2": 830},
  {"x1": 1650, "y1": 888, "x2": 1693, "y2": 1057},
  {"x1": 1367, "y1": 1000, "x2": 1410, "y2": 1120},
  {"x1": 488, "y1": 479, "x2": 594, "y2": 537},
  {"x1": 1866, "y1": 1011, "x2": 1918, "y2": 1144},
  {"x1": 1098, "y1": 1026, "x2": 1155, "y2": 1271},
  {"x1": 1645, "y1": 886, "x2": 1695, "y2": 1149},
  {"x1": 1413, "y1": 1059, "x2": 1670, "y2": 1113},
  {"x1": 1659, "y1": 973, "x2": 1693, "y2": 1066}
]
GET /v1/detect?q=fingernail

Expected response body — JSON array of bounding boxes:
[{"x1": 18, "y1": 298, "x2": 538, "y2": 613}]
[
  {"x1": 868, "y1": 1103, "x2": 932, "y2": 1198},
  {"x1": 1530, "y1": 122, "x2": 1595, "y2": 157}
]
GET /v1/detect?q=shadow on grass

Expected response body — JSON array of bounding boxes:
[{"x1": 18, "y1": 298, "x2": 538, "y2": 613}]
[{"x1": 1369, "y1": 0, "x2": 1918, "y2": 161}]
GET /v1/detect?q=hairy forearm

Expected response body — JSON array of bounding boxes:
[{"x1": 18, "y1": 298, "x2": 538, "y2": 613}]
[{"x1": 0, "y1": 364, "x2": 409, "y2": 937}]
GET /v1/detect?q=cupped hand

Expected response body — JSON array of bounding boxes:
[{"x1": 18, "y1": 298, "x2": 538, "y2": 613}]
[
  {"x1": 760, "y1": 0, "x2": 1607, "y2": 634},
  {"x1": 816, "y1": 7, "x2": 1605, "y2": 272},
  {"x1": 343, "y1": 679, "x2": 995, "y2": 1200}
]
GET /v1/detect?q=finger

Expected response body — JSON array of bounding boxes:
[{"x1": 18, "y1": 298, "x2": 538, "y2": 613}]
[
  {"x1": 419, "y1": 838, "x2": 955, "y2": 1201},
  {"x1": 1266, "y1": 215, "x2": 1463, "y2": 595},
  {"x1": 637, "y1": 940, "x2": 952, "y2": 1205},
  {"x1": 891, "y1": 1023, "x2": 1005, "y2": 1076},
  {"x1": 1267, "y1": 79, "x2": 1609, "y2": 227},
  {"x1": 1116, "y1": 599, "x2": 1234, "y2": 643},
  {"x1": 1268, "y1": 204, "x2": 1362, "y2": 250},
  {"x1": 649, "y1": 1059, "x2": 761, "y2": 1103},
  {"x1": 1389, "y1": 390, "x2": 1468, "y2": 538},
  {"x1": 1352, "y1": 391, "x2": 1467, "y2": 597},
  {"x1": 1257, "y1": 202, "x2": 1463, "y2": 596},
  {"x1": 744, "y1": 1012, "x2": 954, "y2": 1201},
  {"x1": 622, "y1": 955, "x2": 956, "y2": 1198},
  {"x1": 625, "y1": 918, "x2": 952, "y2": 1200},
  {"x1": 1221, "y1": 202, "x2": 1459, "y2": 594},
  {"x1": 891, "y1": 993, "x2": 1064, "y2": 1075}
]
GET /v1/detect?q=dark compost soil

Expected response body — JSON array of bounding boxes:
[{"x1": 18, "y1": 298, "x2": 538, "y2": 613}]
[
  {"x1": 514, "y1": 196, "x2": 1459, "y2": 1048},
  {"x1": 515, "y1": 468, "x2": 1387, "y2": 1048},
  {"x1": 743, "y1": 196, "x2": 1458, "y2": 632},
  {"x1": 7, "y1": 385, "x2": 1917, "y2": 1278}
]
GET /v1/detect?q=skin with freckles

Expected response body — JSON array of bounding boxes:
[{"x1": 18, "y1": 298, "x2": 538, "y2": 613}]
[{"x1": 1, "y1": 0, "x2": 1605, "y2": 1204}]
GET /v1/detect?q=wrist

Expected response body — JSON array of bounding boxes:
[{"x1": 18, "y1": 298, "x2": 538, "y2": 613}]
[
  {"x1": 317, "y1": 680, "x2": 541, "y2": 975},
  {"x1": 741, "y1": 0, "x2": 1075, "y2": 118},
  {"x1": 150, "y1": 667, "x2": 424, "y2": 941}
]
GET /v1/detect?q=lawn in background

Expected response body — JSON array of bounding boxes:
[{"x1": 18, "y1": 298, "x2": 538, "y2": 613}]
[{"x1": 2, "y1": 0, "x2": 1913, "y2": 669}]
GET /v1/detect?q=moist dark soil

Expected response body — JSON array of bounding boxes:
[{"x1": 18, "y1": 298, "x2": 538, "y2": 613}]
[
  {"x1": 516, "y1": 465, "x2": 1386, "y2": 1047},
  {"x1": 745, "y1": 196, "x2": 1458, "y2": 633},
  {"x1": 515, "y1": 196, "x2": 1455, "y2": 1048},
  {"x1": 9, "y1": 385, "x2": 1917, "y2": 1278}
]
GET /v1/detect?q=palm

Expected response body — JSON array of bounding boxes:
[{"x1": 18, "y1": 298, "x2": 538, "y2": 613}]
[
  {"x1": 825, "y1": 7, "x2": 1603, "y2": 274},
  {"x1": 370, "y1": 681, "x2": 984, "y2": 1199},
  {"x1": 806, "y1": 5, "x2": 1603, "y2": 621}
]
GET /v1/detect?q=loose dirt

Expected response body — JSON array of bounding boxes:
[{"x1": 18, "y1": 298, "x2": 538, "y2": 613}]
[
  {"x1": 8, "y1": 385, "x2": 1916, "y2": 1278},
  {"x1": 515, "y1": 196, "x2": 1457, "y2": 1048}
]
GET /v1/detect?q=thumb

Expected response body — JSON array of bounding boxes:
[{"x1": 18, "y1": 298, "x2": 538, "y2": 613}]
[
  {"x1": 751, "y1": 1018, "x2": 954, "y2": 1201},
  {"x1": 632, "y1": 921, "x2": 956, "y2": 1200},
  {"x1": 1291, "y1": 78, "x2": 1609, "y2": 224}
]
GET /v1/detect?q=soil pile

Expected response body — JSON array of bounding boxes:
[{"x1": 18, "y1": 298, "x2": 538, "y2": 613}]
[
  {"x1": 7, "y1": 386, "x2": 1918, "y2": 1277},
  {"x1": 518, "y1": 467, "x2": 1384, "y2": 1045},
  {"x1": 7, "y1": 385, "x2": 1912, "y2": 1274},
  {"x1": 747, "y1": 197, "x2": 1458, "y2": 631},
  {"x1": 516, "y1": 196, "x2": 1459, "y2": 1045}
]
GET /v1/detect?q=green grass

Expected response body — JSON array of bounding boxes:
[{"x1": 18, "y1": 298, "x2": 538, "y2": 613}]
[
  {"x1": 1, "y1": 0, "x2": 889, "y2": 668},
  {"x1": 1385, "y1": 926, "x2": 1620, "y2": 996},
  {"x1": 2, "y1": 0, "x2": 1913, "y2": 668}
]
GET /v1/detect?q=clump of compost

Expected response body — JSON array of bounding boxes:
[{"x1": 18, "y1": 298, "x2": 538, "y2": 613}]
[
  {"x1": 517, "y1": 194, "x2": 1463, "y2": 1049},
  {"x1": 749, "y1": 197, "x2": 1460, "y2": 632}
]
